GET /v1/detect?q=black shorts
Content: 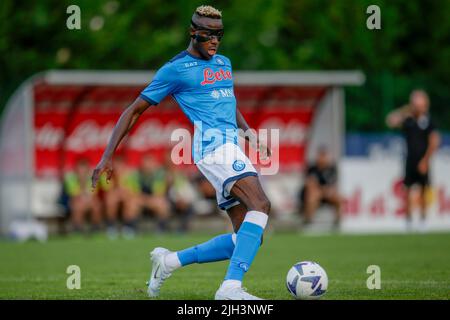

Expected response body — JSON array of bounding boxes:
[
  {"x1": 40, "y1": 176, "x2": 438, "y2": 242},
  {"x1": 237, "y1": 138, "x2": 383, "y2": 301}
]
[
  {"x1": 404, "y1": 162, "x2": 429, "y2": 187},
  {"x1": 299, "y1": 186, "x2": 333, "y2": 207}
]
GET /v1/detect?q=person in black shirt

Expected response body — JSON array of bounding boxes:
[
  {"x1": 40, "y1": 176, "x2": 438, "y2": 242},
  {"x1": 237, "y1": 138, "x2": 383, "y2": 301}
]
[
  {"x1": 386, "y1": 89, "x2": 440, "y2": 231},
  {"x1": 138, "y1": 155, "x2": 171, "y2": 232},
  {"x1": 299, "y1": 147, "x2": 342, "y2": 227}
]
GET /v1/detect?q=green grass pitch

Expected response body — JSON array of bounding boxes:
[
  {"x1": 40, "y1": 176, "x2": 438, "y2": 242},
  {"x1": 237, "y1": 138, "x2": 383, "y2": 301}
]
[{"x1": 0, "y1": 232, "x2": 449, "y2": 299}]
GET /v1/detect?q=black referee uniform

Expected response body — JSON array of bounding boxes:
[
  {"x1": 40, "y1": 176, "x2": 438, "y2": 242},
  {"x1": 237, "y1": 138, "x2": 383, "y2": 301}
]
[{"x1": 402, "y1": 115, "x2": 436, "y2": 187}]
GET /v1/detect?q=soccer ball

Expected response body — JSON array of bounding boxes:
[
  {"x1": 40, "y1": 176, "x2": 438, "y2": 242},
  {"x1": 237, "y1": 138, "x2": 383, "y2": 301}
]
[{"x1": 286, "y1": 261, "x2": 328, "y2": 300}]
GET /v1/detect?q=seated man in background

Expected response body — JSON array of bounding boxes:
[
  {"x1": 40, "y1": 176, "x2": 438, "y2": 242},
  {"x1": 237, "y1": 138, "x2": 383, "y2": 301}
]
[
  {"x1": 138, "y1": 155, "x2": 171, "y2": 233},
  {"x1": 299, "y1": 147, "x2": 342, "y2": 228},
  {"x1": 64, "y1": 158, "x2": 103, "y2": 233},
  {"x1": 163, "y1": 153, "x2": 196, "y2": 233},
  {"x1": 101, "y1": 155, "x2": 140, "y2": 239}
]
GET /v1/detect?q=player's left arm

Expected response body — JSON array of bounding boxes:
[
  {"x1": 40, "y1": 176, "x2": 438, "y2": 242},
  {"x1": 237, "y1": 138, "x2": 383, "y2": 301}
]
[
  {"x1": 236, "y1": 108, "x2": 271, "y2": 159},
  {"x1": 418, "y1": 130, "x2": 441, "y2": 174}
]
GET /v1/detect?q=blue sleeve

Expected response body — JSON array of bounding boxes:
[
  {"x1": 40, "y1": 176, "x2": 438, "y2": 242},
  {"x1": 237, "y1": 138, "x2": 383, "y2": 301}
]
[{"x1": 140, "y1": 63, "x2": 179, "y2": 105}]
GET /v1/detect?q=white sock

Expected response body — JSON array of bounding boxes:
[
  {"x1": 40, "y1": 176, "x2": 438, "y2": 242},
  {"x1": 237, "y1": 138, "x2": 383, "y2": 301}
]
[
  {"x1": 221, "y1": 279, "x2": 242, "y2": 289},
  {"x1": 164, "y1": 252, "x2": 182, "y2": 272},
  {"x1": 244, "y1": 210, "x2": 269, "y2": 229}
]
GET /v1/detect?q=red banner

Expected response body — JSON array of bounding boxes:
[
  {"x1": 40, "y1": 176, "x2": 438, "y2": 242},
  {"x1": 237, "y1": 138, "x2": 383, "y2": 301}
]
[{"x1": 34, "y1": 84, "x2": 325, "y2": 177}]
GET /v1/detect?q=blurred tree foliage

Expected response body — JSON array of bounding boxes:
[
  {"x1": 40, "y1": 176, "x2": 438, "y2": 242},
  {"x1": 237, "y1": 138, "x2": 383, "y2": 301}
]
[{"x1": 1, "y1": 0, "x2": 449, "y2": 130}]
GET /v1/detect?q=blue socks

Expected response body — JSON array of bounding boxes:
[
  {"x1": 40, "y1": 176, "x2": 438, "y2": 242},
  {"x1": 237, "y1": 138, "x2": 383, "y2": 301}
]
[
  {"x1": 177, "y1": 233, "x2": 236, "y2": 265},
  {"x1": 225, "y1": 211, "x2": 268, "y2": 281},
  {"x1": 171, "y1": 211, "x2": 268, "y2": 285}
]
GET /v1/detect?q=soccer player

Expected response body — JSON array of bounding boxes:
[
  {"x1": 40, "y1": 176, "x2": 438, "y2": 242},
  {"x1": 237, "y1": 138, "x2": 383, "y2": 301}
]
[
  {"x1": 386, "y1": 89, "x2": 440, "y2": 232},
  {"x1": 91, "y1": 5, "x2": 271, "y2": 300}
]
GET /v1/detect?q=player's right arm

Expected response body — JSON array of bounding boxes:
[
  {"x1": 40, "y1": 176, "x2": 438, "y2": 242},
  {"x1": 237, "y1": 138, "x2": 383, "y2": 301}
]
[
  {"x1": 385, "y1": 104, "x2": 411, "y2": 128},
  {"x1": 91, "y1": 62, "x2": 179, "y2": 189},
  {"x1": 91, "y1": 97, "x2": 151, "y2": 189}
]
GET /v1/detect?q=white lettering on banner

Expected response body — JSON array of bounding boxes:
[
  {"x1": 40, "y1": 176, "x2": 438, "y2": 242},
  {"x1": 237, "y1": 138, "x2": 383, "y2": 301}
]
[
  {"x1": 65, "y1": 121, "x2": 114, "y2": 152},
  {"x1": 36, "y1": 117, "x2": 308, "y2": 152},
  {"x1": 34, "y1": 115, "x2": 306, "y2": 176},
  {"x1": 38, "y1": 120, "x2": 189, "y2": 152},
  {"x1": 259, "y1": 119, "x2": 307, "y2": 145},
  {"x1": 129, "y1": 120, "x2": 189, "y2": 150},
  {"x1": 35, "y1": 123, "x2": 64, "y2": 150}
]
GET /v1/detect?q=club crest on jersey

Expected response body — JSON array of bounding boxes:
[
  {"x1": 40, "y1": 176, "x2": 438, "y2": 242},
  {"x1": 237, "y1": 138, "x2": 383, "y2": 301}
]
[
  {"x1": 232, "y1": 160, "x2": 246, "y2": 172},
  {"x1": 215, "y1": 57, "x2": 225, "y2": 65},
  {"x1": 201, "y1": 68, "x2": 232, "y2": 85}
]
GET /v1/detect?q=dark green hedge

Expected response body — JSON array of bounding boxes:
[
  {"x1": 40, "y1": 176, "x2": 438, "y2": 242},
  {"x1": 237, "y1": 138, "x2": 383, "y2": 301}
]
[{"x1": 1, "y1": 0, "x2": 449, "y2": 130}]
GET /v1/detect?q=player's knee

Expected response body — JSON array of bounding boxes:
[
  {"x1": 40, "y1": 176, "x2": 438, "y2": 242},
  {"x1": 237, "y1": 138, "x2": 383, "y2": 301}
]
[
  {"x1": 254, "y1": 196, "x2": 271, "y2": 214},
  {"x1": 264, "y1": 198, "x2": 271, "y2": 214}
]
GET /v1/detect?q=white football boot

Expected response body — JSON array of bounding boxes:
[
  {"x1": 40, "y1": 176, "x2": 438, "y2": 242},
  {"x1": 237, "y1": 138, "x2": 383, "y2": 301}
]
[
  {"x1": 147, "y1": 247, "x2": 173, "y2": 298},
  {"x1": 215, "y1": 285, "x2": 263, "y2": 300}
]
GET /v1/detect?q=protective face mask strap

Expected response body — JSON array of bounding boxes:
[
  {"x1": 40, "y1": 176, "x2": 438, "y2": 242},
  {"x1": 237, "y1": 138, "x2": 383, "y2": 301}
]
[{"x1": 190, "y1": 19, "x2": 224, "y2": 42}]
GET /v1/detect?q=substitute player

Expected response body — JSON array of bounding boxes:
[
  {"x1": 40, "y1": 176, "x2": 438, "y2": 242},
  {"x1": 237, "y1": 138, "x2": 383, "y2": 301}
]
[
  {"x1": 386, "y1": 89, "x2": 440, "y2": 231},
  {"x1": 91, "y1": 5, "x2": 271, "y2": 300}
]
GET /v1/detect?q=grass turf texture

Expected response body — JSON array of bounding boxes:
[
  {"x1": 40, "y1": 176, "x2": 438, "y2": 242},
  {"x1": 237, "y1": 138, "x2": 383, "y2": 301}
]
[{"x1": 0, "y1": 232, "x2": 449, "y2": 300}]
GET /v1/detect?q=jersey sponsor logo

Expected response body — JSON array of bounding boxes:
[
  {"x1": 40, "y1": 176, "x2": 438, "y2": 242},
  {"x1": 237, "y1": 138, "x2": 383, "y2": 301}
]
[
  {"x1": 210, "y1": 88, "x2": 234, "y2": 99},
  {"x1": 211, "y1": 90, "x2": 220, "y2": 99},
  {"x1": 184, "y1": 62, "x2": 198, "y2": 68},
  {"x1": 201, "y1": 68, "x2": 232, "y2": 85}
]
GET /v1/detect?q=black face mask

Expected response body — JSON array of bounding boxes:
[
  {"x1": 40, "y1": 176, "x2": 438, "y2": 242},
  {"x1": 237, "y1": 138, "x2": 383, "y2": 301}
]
[{"x1": 191, "y1": 19, "x2": 224, "y2": 42}]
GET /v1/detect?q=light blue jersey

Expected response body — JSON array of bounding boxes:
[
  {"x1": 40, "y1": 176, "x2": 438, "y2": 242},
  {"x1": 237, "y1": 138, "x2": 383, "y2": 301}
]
[{"x1": 140, "y1": 50, "x2": 238, "y2": 163}]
